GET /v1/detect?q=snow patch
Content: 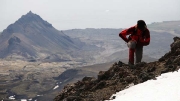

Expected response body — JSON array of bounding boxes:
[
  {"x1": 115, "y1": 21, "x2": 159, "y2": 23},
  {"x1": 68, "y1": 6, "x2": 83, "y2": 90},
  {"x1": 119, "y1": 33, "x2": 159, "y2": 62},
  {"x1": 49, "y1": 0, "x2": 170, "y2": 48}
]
[
  {"x1": 109, "y1": 70, "x2": 180, "y2": 101},
  {"x1": 53, "y1": 85, "x2": 59, "y2": 90},
  {"x1": 37, "y1": 94, "x2": 43, "y2": 96},
  {"x1": 9, "y1": 95, "x2": 15, "y2": 100}
]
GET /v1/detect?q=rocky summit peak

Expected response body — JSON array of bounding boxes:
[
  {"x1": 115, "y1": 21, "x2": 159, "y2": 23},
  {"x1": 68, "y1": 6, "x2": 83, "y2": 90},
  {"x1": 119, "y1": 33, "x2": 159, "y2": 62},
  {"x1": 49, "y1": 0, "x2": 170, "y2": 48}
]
[
  {"x1": 5, "y1": 11, "x2": 53, "y2": 34},
  {"x1": 25, "y1": 11, "x2": 37, "y2": 17},
  {"x1": 17, "y1": 11, "x2": 42, "y2": 23},
  {"x1": 28, "y1": 10, "x2": 33, "y2": 14},
  {"x1": 0, "y1": 12, "x2": 86, "y2": 61},
  {"x1": 26, "y1": 10, "x2": 36, "y2": 15}
]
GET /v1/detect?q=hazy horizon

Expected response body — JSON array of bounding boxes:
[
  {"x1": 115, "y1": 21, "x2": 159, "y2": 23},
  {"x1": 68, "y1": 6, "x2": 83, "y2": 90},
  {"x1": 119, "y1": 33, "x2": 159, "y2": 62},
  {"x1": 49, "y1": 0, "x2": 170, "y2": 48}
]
[{"x1": 0, "y1": 0, "x2": 180, "y2": 31}]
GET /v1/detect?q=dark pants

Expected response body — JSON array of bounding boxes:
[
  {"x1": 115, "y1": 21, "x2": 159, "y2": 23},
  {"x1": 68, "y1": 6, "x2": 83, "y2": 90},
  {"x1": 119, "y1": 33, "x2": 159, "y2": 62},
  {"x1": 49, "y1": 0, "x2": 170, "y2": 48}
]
[{"x1": 128, "y1": 41, "x2": 143, "y2": 65}]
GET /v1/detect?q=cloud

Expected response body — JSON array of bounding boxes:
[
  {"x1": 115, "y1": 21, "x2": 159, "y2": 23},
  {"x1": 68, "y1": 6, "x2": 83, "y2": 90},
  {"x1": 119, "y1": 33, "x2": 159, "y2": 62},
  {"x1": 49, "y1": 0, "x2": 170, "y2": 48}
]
[{"x1": 105, "y1": 10, "x2": 110, "y2": 12}]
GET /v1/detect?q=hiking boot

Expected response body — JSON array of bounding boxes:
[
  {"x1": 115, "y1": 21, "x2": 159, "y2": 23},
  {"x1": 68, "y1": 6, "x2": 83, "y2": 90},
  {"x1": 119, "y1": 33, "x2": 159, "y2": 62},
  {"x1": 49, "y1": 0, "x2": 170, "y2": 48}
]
[
  {"x1": 135, "y1": 62, "x2": 146, "y2": 67},
  {"x1": 128, "y1": 62, "x2": 135, "y2": 68}
]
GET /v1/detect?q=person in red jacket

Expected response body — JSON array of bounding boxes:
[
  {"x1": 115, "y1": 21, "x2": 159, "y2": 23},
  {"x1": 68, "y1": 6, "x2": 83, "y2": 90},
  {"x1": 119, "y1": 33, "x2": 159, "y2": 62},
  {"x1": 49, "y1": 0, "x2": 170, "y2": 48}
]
[{"x1": 119, "y1": 20, "x2": 150, "y2": 65}]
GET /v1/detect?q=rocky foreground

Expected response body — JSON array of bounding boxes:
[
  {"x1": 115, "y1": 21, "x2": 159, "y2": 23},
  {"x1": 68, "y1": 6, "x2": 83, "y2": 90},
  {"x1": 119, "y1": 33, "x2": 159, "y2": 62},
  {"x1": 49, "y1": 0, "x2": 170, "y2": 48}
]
[{"x1": 54, "y1": 37, "x2": 180, "y2": 101}]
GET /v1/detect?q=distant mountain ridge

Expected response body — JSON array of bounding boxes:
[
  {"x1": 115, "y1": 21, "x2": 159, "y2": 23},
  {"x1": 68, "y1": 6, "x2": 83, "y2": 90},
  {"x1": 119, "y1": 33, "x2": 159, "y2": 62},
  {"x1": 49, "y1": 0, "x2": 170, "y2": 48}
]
[{"x1": 0, "y1": 11, "x2": 98, "y2": 61}]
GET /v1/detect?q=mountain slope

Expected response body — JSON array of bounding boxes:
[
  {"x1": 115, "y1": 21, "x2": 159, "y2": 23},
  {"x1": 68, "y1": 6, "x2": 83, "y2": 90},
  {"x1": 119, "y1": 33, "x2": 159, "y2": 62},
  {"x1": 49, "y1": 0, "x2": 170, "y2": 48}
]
[
  {"x1": 0, "y1": 11, "x2": 91, "y2": 61},
  {"x1": 54, "y1": 37, "x2": 180, "y2": 101}
]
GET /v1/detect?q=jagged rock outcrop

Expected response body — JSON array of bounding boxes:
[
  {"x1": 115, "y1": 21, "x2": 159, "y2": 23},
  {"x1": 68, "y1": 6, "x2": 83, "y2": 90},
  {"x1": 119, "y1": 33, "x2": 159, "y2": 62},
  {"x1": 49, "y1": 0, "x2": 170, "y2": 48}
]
[{"x1": 54, "y1": 37, "x2": 180, "y2": 101}]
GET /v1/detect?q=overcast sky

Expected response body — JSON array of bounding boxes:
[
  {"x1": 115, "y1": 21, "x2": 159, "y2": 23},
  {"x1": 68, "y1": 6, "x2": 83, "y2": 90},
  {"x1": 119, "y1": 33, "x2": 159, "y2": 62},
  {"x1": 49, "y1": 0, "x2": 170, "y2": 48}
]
[{"x1": 0, "y1": 0, "x2": 180, "y2": 31}]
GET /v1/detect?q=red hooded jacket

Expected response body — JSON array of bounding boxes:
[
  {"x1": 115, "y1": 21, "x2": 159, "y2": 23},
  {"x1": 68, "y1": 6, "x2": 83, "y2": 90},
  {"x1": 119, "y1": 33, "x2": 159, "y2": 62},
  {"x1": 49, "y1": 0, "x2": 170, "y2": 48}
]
[{"x1": 119, "y1": 26, "x2": 150, "y2": 46}]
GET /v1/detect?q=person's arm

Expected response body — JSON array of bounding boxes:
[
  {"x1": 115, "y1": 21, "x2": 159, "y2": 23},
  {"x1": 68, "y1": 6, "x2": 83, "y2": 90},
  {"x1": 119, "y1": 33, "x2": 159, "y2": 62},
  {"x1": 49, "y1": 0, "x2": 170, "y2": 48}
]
[
  {"x1": 143, "y1": 29, "x2": 150, "y2": 46},
  {"x1": 119, "y1": 26, "x2": 135, "y2": 43}
]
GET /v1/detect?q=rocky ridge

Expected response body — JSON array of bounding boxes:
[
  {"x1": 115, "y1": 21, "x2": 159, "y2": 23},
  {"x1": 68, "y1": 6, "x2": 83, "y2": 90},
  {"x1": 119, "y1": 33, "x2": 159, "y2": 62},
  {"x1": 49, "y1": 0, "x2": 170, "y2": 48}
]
[{"x1": 54, "y1": 37, "x2": 180, "y2": 101}]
